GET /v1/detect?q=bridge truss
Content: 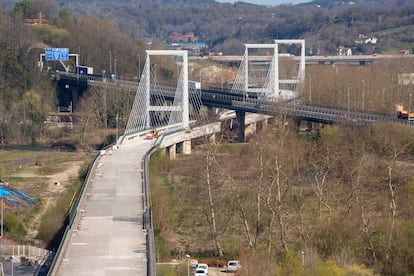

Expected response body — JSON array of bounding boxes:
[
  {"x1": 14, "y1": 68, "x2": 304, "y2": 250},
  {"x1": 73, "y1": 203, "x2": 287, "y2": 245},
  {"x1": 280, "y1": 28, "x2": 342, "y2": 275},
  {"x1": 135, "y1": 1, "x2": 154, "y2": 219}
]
[
  {"x1": 231, "y1": 39, "x2": 305, "y2": 101},
  {"x1": 125, "y1": 50, "x2": 203, "y2": 136}
]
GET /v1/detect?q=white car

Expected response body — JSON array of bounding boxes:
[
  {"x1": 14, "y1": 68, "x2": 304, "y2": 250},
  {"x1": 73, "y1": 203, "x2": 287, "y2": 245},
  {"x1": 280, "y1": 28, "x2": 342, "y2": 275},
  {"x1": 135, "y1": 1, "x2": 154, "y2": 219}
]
[
  {"x1": 196, "y1": 263, "x2": 208, "y2": 272},
  {"x1": 194, "y1": 268, "x2": 208, "y2": 276},
  {"x1": 227, "y1": 260, "x2": 241, "y2": 272}
]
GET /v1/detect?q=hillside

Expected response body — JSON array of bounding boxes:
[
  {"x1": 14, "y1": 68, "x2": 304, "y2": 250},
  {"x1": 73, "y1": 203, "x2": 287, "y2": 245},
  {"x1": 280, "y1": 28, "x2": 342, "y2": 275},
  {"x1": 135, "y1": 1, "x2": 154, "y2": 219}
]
[
  {"x1": 26, "y1": 0, "x2": 414, "y2": 55},
  {"x1": 2, "y1": 0, "x2": 414, "y2": 55}
]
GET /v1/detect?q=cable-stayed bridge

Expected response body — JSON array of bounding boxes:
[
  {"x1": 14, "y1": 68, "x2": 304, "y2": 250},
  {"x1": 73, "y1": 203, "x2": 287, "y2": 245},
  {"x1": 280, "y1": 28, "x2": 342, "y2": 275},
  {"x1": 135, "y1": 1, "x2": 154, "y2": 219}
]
[
  {"x1": 50, "y1": 40, "x2": 413, "y2": 276},
  {"x1": 56, "y1": 40, "x2": 408, "y2": 144}
]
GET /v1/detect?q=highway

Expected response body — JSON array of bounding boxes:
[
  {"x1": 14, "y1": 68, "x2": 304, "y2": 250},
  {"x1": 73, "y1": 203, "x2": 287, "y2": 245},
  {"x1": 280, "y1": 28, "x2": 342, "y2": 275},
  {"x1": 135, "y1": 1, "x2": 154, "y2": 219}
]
[
  {"x1": 209, "y1": 54, "x2": 414, "y2": 65},
  {"x1": 52, "y1": 141, "x2": 152, "y2": 276}
]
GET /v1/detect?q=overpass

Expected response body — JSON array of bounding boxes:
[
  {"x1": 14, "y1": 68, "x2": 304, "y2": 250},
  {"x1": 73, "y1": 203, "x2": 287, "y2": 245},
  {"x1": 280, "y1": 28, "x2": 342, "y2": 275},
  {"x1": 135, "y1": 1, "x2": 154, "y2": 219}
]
[{"x1": 209, "y1": 53, "x2": 414, "y2": 65}]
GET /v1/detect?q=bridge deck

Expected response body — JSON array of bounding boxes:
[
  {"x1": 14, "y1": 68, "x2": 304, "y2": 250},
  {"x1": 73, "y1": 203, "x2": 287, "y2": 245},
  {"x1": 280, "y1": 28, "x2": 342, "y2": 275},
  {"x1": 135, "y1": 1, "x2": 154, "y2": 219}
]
[{"x1": 53, "y1": 142, "x2": 152, "y2": 276}]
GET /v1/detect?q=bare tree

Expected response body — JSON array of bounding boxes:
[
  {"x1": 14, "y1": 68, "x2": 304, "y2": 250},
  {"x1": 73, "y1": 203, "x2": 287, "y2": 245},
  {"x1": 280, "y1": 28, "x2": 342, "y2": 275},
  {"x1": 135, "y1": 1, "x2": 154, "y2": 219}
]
[
  {"x1": 253, "y1": 138, "x2": 266, "y2": 248},
  {"x1": 369, "y1": 123, "x2": 414, "y2": 261},
  {"x1": 212, "y1": 153, "x2": 254, "y2": 249},
  {"x1": 263, "y1": 120, "x2": 303, "y2": 252},
  {"x1": 203, "y1": 138, "x2": 224, "y2": 257},
  {"x1": 307, "y1": 126, "x2": 343, "y2": 220}
]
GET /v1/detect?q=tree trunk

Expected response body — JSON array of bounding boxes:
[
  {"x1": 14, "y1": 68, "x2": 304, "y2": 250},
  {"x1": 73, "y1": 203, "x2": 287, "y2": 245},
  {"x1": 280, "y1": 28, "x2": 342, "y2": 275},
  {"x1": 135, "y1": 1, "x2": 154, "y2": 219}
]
[
  {"x1": 206, "y1": 152, "x2": 223, "y2": 256},
  {"x1": 255, "y1": 144, "x2": 264, "y2": 247},
  {"x1": 312, "y1": 173, "x2": 332, "y2": 219},
  {"x1": 355, "y1": 190, "x2": 377, "y2": 264},
  {"x1": 386, "y1": 165, "x2": 396, "y2": 261},
  {"x1": 213, "y1": 156, "x2": 254, "y2": 249},
  {"x1": 275, "y1": 157, "x2": 288, "y2": 251},
  {"x1": 266, "y1": 177, "x2": 276, "y2": 258}
]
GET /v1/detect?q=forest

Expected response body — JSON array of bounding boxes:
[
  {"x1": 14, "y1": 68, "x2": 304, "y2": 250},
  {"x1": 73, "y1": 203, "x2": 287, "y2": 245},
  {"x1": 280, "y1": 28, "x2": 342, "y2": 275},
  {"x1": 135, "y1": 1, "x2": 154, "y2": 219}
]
[
  {"x1": 2, "y1": 0, "x2": 414, "y2": 57},
  {"x1": 151, "y1": 119, "x2": 414, "y2": 275},
  {"x1": 19, "y1": 0, "x2": 414, "y2": 56}
]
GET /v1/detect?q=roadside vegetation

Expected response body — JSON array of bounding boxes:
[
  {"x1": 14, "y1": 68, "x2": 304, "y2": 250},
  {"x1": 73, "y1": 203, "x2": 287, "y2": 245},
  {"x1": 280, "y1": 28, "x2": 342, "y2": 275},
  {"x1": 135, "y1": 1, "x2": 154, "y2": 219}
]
[
  {"x1": 151, "y1": 120, "x2": 414, "y2": 275},
  {"x1": 36, "y1": 157, "x2": 91, "y2": 248},
  {"x1": 0, "y1": 147, "x2": 93, "y2": 248}
]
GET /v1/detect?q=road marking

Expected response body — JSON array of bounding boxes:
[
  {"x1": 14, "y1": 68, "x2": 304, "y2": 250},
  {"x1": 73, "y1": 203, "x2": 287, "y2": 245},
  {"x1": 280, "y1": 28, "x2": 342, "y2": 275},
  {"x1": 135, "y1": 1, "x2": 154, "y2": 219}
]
[{"x1": 71, "y1": 242, "x2": 88, "y2": 246}]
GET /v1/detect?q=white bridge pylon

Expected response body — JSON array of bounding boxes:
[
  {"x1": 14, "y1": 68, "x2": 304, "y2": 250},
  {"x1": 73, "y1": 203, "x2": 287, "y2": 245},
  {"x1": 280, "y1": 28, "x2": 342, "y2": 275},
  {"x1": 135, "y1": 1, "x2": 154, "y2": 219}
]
[
  {"x1": 275, "y1": 39, "x2": 306, "y2": 98},
  {"x1": 231, "y1": 39, "x2": 305, "y2": 101},
  {"x1": 124, "y1": 50, "x2": 189, "y2": 136}
]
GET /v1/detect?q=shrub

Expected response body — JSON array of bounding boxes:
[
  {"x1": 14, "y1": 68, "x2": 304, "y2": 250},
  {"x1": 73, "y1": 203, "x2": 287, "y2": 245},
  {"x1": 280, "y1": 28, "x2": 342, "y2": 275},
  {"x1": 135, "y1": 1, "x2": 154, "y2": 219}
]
[{"x1": 5, "y1": 213, "x2": 27, "y2": 242}]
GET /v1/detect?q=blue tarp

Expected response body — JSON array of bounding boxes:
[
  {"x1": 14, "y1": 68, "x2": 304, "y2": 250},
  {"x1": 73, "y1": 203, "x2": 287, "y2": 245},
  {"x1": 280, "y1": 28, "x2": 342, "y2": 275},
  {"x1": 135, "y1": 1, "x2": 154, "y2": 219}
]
[{"x1": 0, "y1": 186, "x2": 34, "y2": 207}]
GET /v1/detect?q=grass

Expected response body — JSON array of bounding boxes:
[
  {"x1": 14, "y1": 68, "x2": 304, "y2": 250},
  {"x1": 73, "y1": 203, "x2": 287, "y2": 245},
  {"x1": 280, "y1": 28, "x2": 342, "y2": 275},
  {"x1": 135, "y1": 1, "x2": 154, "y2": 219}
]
[
  {"x1": 371, "y1": 24, "x2": 414, "y2": 54},
  {"x1": 157, "y1": 264, "x2": 185, "y2": 276},
  {"x1": 0, "y1": 147, "x2": 91, "y2": 247},
  {"x1": 0, "y1": 149, "x2": 80, "y2": 175}
]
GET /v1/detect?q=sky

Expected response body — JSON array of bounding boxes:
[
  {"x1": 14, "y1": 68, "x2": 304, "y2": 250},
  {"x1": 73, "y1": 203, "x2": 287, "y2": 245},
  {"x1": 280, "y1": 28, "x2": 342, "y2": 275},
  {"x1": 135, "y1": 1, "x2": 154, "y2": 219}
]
[{"x1": 215, "y1": 0, "x2": 311, "y2": 5}]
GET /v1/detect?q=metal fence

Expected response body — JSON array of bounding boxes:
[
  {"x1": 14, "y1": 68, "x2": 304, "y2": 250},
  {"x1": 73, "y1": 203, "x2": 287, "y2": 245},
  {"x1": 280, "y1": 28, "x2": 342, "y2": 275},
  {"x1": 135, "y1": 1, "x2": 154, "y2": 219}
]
[{"x1": 2, "y1": 245, "x2": 51, "y2": 259}]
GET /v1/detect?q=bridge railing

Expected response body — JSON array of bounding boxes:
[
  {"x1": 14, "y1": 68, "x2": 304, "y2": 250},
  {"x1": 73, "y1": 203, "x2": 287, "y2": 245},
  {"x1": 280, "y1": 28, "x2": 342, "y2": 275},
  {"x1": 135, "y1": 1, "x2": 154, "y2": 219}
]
[
  {"x1": 57, "y1": 71, "x2": 410, "y2": 126},
  {"x1": 231, "y1": 98, "x2": 409, "y2": 125},
  {"x1": 142, "y1": 128, "x2": 184, "y2": 276}
]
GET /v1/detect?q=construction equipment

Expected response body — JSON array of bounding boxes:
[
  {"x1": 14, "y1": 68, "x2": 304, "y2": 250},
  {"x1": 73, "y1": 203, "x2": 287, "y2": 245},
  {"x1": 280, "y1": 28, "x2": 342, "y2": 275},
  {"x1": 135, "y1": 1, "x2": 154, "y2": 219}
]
[
  {"x1": 145, "y1": 129, "x2": 159, "y2": 140},
  {"x1": 395, "y1": 104, "x2": 414, "y2": 120}
]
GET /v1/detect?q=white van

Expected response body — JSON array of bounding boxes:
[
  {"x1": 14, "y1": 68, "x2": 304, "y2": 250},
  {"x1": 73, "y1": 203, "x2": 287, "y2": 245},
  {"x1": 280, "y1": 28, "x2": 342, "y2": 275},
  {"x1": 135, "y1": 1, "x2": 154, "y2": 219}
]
[
  {"x1": 196, "y1": 263, "x2": 208, "y2": 272},
  {"x1": 227, "y1": 260, "x2": 241, "y2": 272}
]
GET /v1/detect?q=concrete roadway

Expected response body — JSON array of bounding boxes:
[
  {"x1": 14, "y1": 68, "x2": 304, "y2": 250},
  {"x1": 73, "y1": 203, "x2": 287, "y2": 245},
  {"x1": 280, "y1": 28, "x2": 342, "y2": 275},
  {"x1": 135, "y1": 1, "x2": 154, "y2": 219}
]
[{"x1": 54, "y1": 140, "x2": 153, "y2": 276}]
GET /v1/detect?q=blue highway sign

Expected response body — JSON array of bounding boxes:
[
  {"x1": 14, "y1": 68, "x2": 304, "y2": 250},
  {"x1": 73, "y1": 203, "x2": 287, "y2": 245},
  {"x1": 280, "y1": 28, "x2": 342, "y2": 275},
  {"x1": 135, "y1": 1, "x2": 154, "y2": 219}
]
[{"x1": 45, "y1": 48, "x2": 69, "y2": 61}]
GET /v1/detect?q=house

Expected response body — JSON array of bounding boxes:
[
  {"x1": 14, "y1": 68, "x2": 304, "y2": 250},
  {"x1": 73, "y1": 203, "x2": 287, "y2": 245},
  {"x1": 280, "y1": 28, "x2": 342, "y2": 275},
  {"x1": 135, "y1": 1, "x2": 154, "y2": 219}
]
[
  {"x1": 400, "y1": 49, "x2": 410, "y2": 55},
  {"x1": 24, "y1": 12, "x2": 49, "y2": 25},
  {"x1": 170, "y1": 32, "x2": 198, "y2": 43},
  {"x1": 24, "y1": 18, "x2": 50, "y2": 25},
  {"x1": 365, "y1": 37, "x2": 377, "y2": 44},
  {"x1": 354, "y1": 34, "x2": 377, "y2": 45},
  {"x1": 337, "y1": 45, "x2": 352, "y2": 56}
]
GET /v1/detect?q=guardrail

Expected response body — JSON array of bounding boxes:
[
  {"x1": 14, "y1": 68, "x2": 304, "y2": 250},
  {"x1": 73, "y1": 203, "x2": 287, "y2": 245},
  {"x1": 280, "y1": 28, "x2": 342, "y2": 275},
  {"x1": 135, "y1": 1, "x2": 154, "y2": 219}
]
[
  {"x1": 143, "y1": 146, "x2": 156, "y2": 276},
  {"x1": 2, "y1": 244, "x2": 52, "y2": 271},
  {"x1": 141, "y1": 127, "x2": 184, "y2": 276}
]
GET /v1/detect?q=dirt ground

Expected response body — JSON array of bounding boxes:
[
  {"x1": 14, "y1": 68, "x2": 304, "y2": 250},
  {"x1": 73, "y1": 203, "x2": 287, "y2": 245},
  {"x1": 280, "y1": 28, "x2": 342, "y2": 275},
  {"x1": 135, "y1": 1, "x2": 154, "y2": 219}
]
[
  {"x1": 1, "y1": 149, "x2": 90, "y2": 244},
  {"x1": 19, "y1": 160, "x2": 86, "y2": 240}
]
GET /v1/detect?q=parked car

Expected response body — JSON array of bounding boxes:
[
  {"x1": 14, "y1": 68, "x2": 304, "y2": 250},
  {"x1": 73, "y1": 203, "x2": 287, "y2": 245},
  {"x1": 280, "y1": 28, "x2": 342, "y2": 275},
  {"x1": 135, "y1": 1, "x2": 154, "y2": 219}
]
[
  {"x1": 194, "y1": 268, "x2": 208, "y2": 276},
  {"x1": 227, "y1": 260, "x2": 241, "y2": 272},
  {"x1": 196, "y1": 263, "x2": 208, "y2": 272}
]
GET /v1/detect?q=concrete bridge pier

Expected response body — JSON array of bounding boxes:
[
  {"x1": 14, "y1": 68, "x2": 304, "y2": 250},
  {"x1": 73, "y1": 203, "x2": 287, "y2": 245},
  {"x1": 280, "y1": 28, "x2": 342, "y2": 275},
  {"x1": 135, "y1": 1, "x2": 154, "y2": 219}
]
[
  {"x1": 71, "y1": 87, "x2": 80, "y2": 111},
  {"x1": 56, "y1": 74, "x2": 88, "y2": 112},
  {"x1": 168, "y1": 144, "x2": 176, "y2": 160},
  {"x1": 182, "y1": 140, "x2": 191, "y2": 155},
  {"x1": 262, "y1": 117, "x2": 269, "y2": 129},
  {"x1": 209, "y1": 133, "x2": 216, "y2": 144},
  {"x1": 245, "y1": 122, "x2": 257, "y2": 137},
  {"x1": 236, "y1": 111, "x2": 246, "y2": 142},
  {"x1": 294, "y1": 118, "x2": 324, "y2": 135},
  {"x1": 295, "y1": 118, "x2": 302, "y2": 128},
  {"x1": 165, "y1": 140, "x2": 191, "y2": 160}
]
